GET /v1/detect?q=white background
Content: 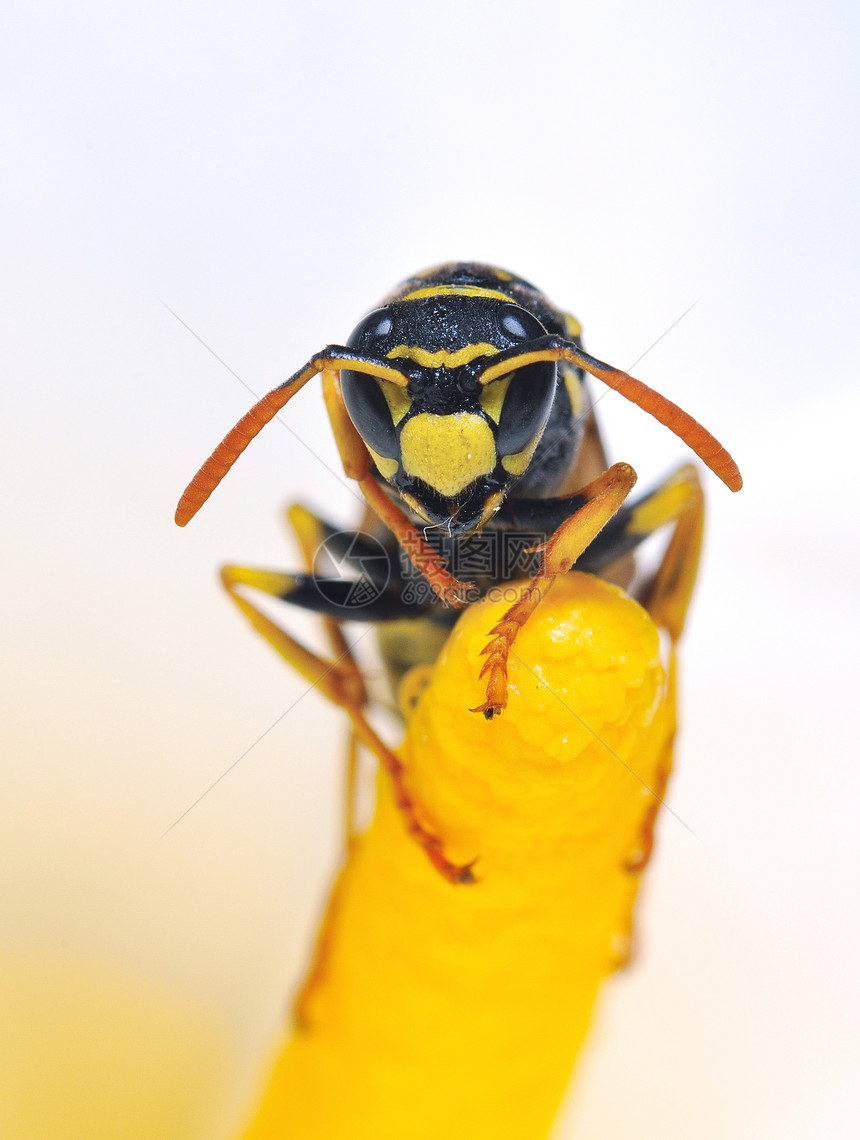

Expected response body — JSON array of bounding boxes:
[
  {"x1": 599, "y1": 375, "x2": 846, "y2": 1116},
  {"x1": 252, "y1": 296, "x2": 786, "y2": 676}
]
[{"x1": 2, "y1": 1, "x2": 858, "y2": 1136}]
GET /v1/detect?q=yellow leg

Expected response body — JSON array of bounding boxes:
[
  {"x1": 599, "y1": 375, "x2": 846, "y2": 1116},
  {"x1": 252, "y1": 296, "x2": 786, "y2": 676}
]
[
  {"x1": 285, "y1": 503, "x2": 369, "y2": 702},
  {"x1": 635, "y1": 464, "x2": 705, "y2": 643},
  {"x1": 292, "y1": 841, "x2": 353, "y2": 1032},
  {"x1": 220, "y1": 563, "x2": 475, "y2": 884},
  {"x1": 286, "y1": 503, "x2": 367, "y2": 850},
  {"x1": 618, "y1": 464, "x2": 704, "y2": 903},
  {"x1": 474, "y1": 462, "x2": 637, "y2": 717},
  {"x1": 358, "y1": 475, "x2": 475, "y2": 607}
]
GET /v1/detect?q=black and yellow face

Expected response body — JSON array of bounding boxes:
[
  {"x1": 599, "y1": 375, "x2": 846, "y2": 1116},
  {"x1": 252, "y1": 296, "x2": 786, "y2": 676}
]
[{"x1": 340, "y1": 287, "x2": 558, "y2": 536}]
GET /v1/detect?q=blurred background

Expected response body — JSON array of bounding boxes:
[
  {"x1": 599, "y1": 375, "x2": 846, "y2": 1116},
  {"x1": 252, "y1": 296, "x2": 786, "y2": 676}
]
[{"x1": 2, "y1": 1, "x2": 858, "y2": 1136}]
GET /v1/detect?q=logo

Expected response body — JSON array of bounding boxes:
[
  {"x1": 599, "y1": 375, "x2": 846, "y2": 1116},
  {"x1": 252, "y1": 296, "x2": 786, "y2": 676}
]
[{"x1": 313, "y1": 531, "x2": 392, "y2": 610}]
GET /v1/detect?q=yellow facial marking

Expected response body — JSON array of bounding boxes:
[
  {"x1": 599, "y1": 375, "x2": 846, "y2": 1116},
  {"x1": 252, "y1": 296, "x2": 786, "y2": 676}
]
[
  {"x1": 379, "y1": 381, "x2": 412, "y2": 425},
  {"x1": 564, "y1": 311, "x2": 583, "y2": 339},
  {"x1": 400, "y1": 413, "x2": 496, "y2": 497},
  {"x1": 387, "y1": 343, "x2": 499, "y2": 369},
  {"x1": 366, "y1": 446, "x2": 399, "y2": 481},
  {"x1": 479, "y1": 374, "x2": 513, "y2": 424},
  {"x1": 501, "y1": 435, "x2": 541, "y2": 477},
  {"x1": 561, "y1": 364, "x2": 583, "y2": 417},
  {"x1": 401, "y1": 285, "x2": 514, "y2": 304}
]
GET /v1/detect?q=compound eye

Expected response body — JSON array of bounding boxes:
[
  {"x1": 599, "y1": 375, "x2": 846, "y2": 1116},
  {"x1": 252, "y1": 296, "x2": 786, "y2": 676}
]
[
  {"x1": 340, "y1": 371, "x2": 399, "y2": 458},
  {"x1": 495, "y1": 362, "x2": 557, "y2": 456},
  {"x1": 345, "y1": 308, "x2": 394, "y2": 351},
  {"x1": 497, "y1": 304, "x2": 545, "y2": 344}
]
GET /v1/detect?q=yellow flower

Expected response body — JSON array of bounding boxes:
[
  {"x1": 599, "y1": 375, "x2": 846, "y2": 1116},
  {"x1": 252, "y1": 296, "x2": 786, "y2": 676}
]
[{"x1": 241, "y1": 574, "x2": 674, "y2": 1140}]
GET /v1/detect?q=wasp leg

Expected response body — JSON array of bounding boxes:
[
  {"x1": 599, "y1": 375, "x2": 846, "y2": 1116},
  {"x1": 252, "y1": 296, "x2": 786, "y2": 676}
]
[
  {"x1": 622, "y1": 710, "x2": 675, "y2": 876},
  {"x1": 322, "y1": 368, "x2": 373, "y2": 482},
  {"x1": 497, "y1": 465, "x2": 691, "y2": 579},
  {"x1": 359, "y1": 474, "x2": 476, "y2": 608},
  {"x1": 610, "y1": 714, "x2": 675, "y2": 973},
  {"x1": 286, "y1": 504, "x2": 393, "y2": 587},
  {"x1": 474, "y1": 463, "x2": 638, "y2": 718},
  {"x1": 268, "y1": 573, "x2": 432, "y2": 621},
  {"x1": 220, "y1": 564, "x2": 475, "y2": 884},
  {"x1": 291, "y1": 849, "x2": 353, "y2": 1033},
  {"x1": 290, "y1": 727, "x2": 364, "y2": 1033},
  {"x1": 287, "y1": 504, "x2": 367, "y2": 852},
  {"x1": 286, "y1": 503, "x2": 370, "y2": 695},
  {"x1": 635, "y1": 464, "x2": 704, "y2": 643},
  {"x1": 619, "y1": 465, "x2": 703, "y2": 899}
]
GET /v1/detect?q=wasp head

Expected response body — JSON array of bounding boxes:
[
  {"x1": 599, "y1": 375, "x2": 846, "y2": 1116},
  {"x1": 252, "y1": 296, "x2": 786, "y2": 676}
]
[{"x1": 340, "y1": 294, "x2": 557, "y2": 536}]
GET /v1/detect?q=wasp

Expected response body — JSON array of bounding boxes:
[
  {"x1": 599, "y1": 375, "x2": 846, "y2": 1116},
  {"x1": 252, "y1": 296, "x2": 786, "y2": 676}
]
[{"x1": 176, "y1": 263, "x2": 741, "y2": 882}]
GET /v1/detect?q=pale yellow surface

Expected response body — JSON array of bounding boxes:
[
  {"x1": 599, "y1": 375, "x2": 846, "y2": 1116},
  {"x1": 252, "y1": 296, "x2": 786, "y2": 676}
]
[
  {"x1": 0, "y1": 943, "x2": 234, "y2": 1140},
  {"x1": 241, "y1": 574, "x2": 675, "y2": 1140}
]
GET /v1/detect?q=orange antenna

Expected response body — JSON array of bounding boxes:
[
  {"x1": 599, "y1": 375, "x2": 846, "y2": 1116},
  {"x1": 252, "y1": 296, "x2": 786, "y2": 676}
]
[
  {"x1": 479, "y1": 338, "x2": 742, "y2": 492},
  {"x1": 175, "y1": 349, "x2": 410, "y2": 526}
]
